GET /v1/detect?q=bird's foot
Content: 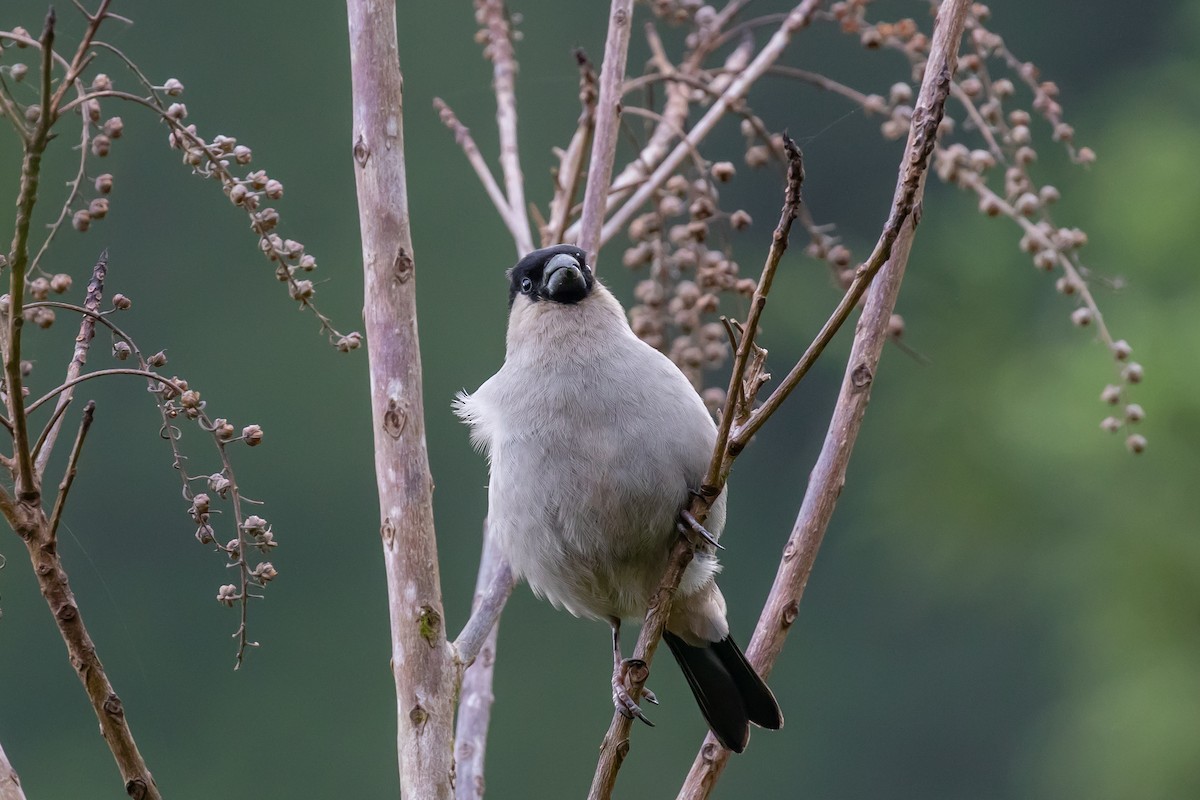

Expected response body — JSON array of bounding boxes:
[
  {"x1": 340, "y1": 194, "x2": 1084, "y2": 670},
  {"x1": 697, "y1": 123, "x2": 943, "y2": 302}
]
[
  {"x1": 678, "y1": 507, "x2": 724, "y2": 550},
  {"x1": 611, "y1": 658, "x2": 655, "y2": 726}
]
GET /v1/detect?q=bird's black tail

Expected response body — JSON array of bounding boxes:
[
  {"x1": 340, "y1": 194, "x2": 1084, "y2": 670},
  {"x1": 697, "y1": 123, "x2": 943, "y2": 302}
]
[{"x1": 663, "y1": 631, "x2": 783, "y2": 753}]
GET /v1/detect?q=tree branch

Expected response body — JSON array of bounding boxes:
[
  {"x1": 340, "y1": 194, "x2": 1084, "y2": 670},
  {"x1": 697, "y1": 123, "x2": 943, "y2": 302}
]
[
  {"x1": 576, "y1": 0, "x2": 634, "y2": 262},
  {"x1": 478, "y1": 0, "x2": 534, "y2": 255},
  {"x1": 596, "y1": 0, "x2": 823, "y2": 247},
  {"x1": 677, "y1": 1, "x2": 969, "y2": 794},
  {"x1": 47, "y1": 400, "x2": 95, "y2": 540},
  {"x1": 588, "y1": 140, "x2": 807, "y2": 800},
  {"x1": 0, "y1": 741, "x2": 27, "y2": 800},
  {"x1": 34, "y1": 251, "x2": 106, "y2": 477},
  {"x1": 453, "y1": 526, "x2": 514, "y2": 800},
  {"x1": 347, "y1": 1, "x2": 455, "y2": 796}
]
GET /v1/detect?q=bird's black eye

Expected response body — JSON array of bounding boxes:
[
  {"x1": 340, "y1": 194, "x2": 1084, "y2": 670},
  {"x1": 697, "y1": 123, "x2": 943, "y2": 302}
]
[{"x1": 520, "y1": 277, "x2": 534, "y2": 294}]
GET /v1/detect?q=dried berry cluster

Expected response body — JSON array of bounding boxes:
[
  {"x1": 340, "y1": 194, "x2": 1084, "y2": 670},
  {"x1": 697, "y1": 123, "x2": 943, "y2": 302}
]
[
  {"x1": 161, "y1": 101, "x2": 361, "y2": 352},
  {"x1": 623, "y1": 164, "x2": 757, "y2": 412},
  {"x1": 137, "y1": 331, "x2": 277, "y2": 665},
  {"x1": 820, "y1": 1, "x2": 1143, "y2": 451}
]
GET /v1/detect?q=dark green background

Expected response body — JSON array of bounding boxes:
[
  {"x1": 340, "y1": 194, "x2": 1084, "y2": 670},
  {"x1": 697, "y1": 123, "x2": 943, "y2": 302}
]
[{"x1": 1, "y1": 1, "x2": 1197, "y2": 798}]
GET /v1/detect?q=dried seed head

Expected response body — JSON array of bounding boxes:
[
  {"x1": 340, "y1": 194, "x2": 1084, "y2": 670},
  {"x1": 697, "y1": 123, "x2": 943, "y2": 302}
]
[
  {"x1": 216, "y1": 584, "x2": 238, "y2": 607},
  {"x1": 711, "y1": 162, "x2": 736, "y2": 182},
  {"x1": 242, "y1": 424, "x2": 264, "y2": 446},
  {"x1": 163, "y1": 78, "x2": 185, "y2": 96},
  {"x1": 1034, "y1": 250, "x2": 1057, "y2": 271},
  {"x1": 112, "y1": 293, "x2": 132, "y2": 310},
  {"x1": 265, "y1": 179, "x2": 283, "y2": 199},
  {"x1": 1099, "y1": 416, "x2": 1121, "y2": 433},
  {"x1": 49, "y1": 273, "x2": 71, "y2": 294},
  {"x1": 889, "y1": 81, "x2": 913, "y2": 105},
  {"x1": 28, "y1": 277, "x2": 49, "y2": 300},
  {"x1": 1039, "y1": 185, "x2": 1061, "y2": 205},
  {"x1": 10, "y1": 63, "x2": 28, "y2": 81},
  {"x1": 91, "y1": 73, "x2": 112, "y2": 91},
  {"x1": 72, "y1": 210, "x2": 91, "y2": 232},
  {"x1": 103, "y1": 116, "x2": 124, "y2": 138},
  {"x1": 112, "y1": 341, "x2": 131, "y2": 360},
  {"x1": 730, "y1": 209, "x2": 751, "y2": 230},
  {"x1": 744, "y1": 145, "x2": 770, "y2": 168},
  {"x1": 1055, "y1": 276, "x2": 1077, "y2": 295},
  {"x1": 166, "y1": 103, "x2": 188, "y2": 120},
  {"x1": 1124, "y1": 403, "x2": 1145, "y2": 423},
  {"x1": 94, "y1": 173, "x2": 113, "y2": 194},
  {"x1": 252, "y1": 562, "x2": 278, "y2": 584},
  {"x1": 229, "y1": 183, "x2": 248, "y2": 206},
  {"x1": 1125, "y1": 434, "x2": 1147, "y2": 454},
  {"x1": 233, "y1": 145, "x2": 253, "y2": 165},
  {"x1": 148, "y1": 350, "x2": 168, "y2": 367},
  {"x1": 180, "y1": 389, "x2": 202, "y2": 409},
  {"x1": 887, "y1": 314, "x2": 905, "y2": 338},
  {"x1": 215, "y1": 419, "x2": 236, "y2": 440},
  {"x1": 89, "y1": 197, "x2": 109, "y2": 219},
  {"x1": 1100, "y1": 384, "x2": 1122, "y2": 405},
  {"x1": 336, "y1": 332, "x2": 363, "y2": 352},
  {"x1": 1070, "y1": 307, "x2": 1093, "y2": 326},
  {"x1": 1015, "y1": 193, "x2": 1040, "y2": 217},
  {"x1": 1076, "y1": 147, "x2": 1096, "y2": 165},
  {"x1": 1121, "y1": 362, "x2": 1143, "y2": 384},
  {"x1": 91, "y1": 135, "x2": 111, "y2": 157},
  {"x1": 289, "y1": 280, "x2": 315, "y2": 301},
  {"x1": 1112, "y1": 340, "x2": 1131, "y2": 360}
]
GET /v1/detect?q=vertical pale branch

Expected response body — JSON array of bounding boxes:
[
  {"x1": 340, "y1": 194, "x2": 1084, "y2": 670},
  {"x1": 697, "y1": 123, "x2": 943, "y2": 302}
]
[
  {"x1": 347, "y1": 2, "x2": 455, "y2": 797},
  {"x1": 479, "y1": 0, "x2": 534, "y2": 255},
  {"x1": 453, "y1": 526, "x2": 513, "y2": 800},
  {"x1": 0, "y1": 742, "x2": 27, "y2": 800},
  {"x1": 576, "y1": 0, "x2": 634, "y2": 262},
  {"x1": 34, "y1": 251, "x2": 106, "y2": 477},
  {"x1": 676, "y1": 1, "x2": 969, "y2": 795},
  {"x1": 588, "y1": 143, "x2": 807, "y2": 800},
  {"x1": 597, "y1": 0, "x2": 823, "y2": 246}
]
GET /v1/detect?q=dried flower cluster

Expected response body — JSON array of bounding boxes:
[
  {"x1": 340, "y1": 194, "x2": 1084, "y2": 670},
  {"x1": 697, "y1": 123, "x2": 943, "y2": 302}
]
[{"x1": 623, "y1": 166, "x2": 757, "y2": 409}]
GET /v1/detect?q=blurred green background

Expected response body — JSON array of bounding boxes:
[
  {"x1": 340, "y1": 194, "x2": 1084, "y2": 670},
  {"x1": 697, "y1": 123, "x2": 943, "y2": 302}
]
[{"x1": 1, "y1": 1, "x2": 1197, "y2": 798}]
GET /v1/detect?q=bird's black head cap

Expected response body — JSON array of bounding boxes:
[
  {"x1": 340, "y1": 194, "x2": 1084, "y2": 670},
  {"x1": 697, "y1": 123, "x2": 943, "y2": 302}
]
[{"x1": 508, "y1": 245, "x2": 594, "y2": 308}]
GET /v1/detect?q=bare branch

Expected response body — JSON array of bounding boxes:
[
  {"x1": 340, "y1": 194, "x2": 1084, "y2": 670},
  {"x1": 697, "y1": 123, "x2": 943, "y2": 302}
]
[
  {"x1": 577, "y1": 0, "x2": 635, "y2": 262},
  {"x1": 433, "y1": 98, "x2": 521, "y2": 250},
  {"x1": 47, "y1": 400, "x2": 95, "y2": 540},
  {"x1": 347, "y1": 1, "x2": 456, "y2": 795},
  {"x1": 588, "y1": 140, "x2": 807, "y2": 800},
  {"x1": 453, "y1": 526, "x2": 514, "y2": 800},
  {"x1": 5, "y1": 9, "x2": 58, "y2": 501},
  {"x1": 0, "y1": 741, "x2": 27, "y2": 800},
  {"x1": 544, "y1": 50, "x2": 597, "y2": 247},
  {"x1": 478, "y1": 0, "x2": 534, "y2": 254},
  {"x1": 677, "y1": 1, "x2": 970, "y2": 794},
  {"x1": 34, "y1": 251, "x2": 106, "y2": 477},
  {"x1": 598, "y1": 0, "x2": 823, "y2": 247}
]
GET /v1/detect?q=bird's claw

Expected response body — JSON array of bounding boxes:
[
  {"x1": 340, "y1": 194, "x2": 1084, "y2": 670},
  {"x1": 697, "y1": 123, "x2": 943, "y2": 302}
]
[
  {"x1": 679, "y1": 508, "x2": 724, "y2": 550},
  {"x1": 612, "y1": 658, "x2": 655, "y2": 726}
]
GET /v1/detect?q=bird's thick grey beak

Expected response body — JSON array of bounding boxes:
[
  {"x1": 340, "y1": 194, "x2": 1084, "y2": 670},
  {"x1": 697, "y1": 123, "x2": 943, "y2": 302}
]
[{"x1": 543, "y1": 253, "x2": 587, "y2": 304}]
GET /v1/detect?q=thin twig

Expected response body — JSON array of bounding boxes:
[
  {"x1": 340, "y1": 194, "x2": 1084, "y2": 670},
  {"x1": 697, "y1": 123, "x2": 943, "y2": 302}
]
[
  {"x1": 544, "y1": 50, "x2": 596, "y2": 246},
  {"x1": 453, "y1": 526, "x2": 514, "y2": 800},
  {"x1": 677, "y1": 1, "x2": 969, "y2": 794},
  {"x1": 598, "y1": 0, "x2": 824, "y2": 247},
  {"x1": 34, "y1": 250, "x2": 106, "y2": 477},
  {"x1": 577, "y1": 0, "x2": 635, "y2": 262},
  {"x1": 479, "y1": 0, "x2": 534, "y2": 255},
  {"x1": 47, "y1": 400, "x2": 95, "y2": 540},
  {"x1": 5, "y1": 10, "x2": 58, "y2": 501},
  {"x1": 587, "y1": 136, "x2": 807, "y2": 800},
  {"x1": 25, "y1": 368, "x2": 183, "y2": 415},
  {"x1": 433, "y1": 98, "x2": 520, "y2": 250},
  {"x1": 0, "y1": 740, "x2": 28, "y2": 800}
]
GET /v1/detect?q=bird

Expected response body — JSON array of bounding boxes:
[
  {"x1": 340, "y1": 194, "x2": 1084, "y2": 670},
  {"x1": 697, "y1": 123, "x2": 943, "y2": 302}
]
[{"x1": 454, "y1": 244, "x2": 782, "y2": 752}]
